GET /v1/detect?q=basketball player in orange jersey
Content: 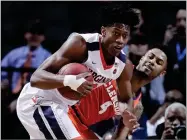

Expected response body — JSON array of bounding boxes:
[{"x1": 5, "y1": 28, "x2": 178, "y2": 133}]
[
  {"x1": 71, "y1": 48, "x2": 167, "y2": 139},
  {"x1": 16, "y1": 3, "x2": 140, "y2": 139}
]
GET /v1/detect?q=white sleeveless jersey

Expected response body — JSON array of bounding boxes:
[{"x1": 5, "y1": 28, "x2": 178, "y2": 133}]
[
  {"x1": 80, "y1": 33, "x2": 126, "y2": 88},
  {"x1": 17, "y1": 33, "x2": 127, "y2": 110}
]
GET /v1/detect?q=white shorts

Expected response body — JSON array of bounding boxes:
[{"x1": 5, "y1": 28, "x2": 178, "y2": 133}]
[{"x1": 16, "y1": 83, "x2": 99, "y2": 139}]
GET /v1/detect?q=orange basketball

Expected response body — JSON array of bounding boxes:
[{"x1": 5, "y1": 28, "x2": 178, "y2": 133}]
[{"x1": 57, "y1": 63, "x2": 93, "y2": 100}]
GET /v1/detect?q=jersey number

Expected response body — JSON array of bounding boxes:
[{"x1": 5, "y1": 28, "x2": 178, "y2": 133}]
[{"x1": 99, "y1": 101, "x2": 112, "y2": 114}]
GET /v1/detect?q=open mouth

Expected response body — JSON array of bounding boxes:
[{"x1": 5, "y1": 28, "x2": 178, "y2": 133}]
[
  {"x1": 112, "y1": 46, "x2": 121, "y2": 52},
  {"x1": 114, "y1": 46, "x2": 123, "y2": 51},
  {"x1": 144, "y1": 63, "x2": 153, "y2": 72},
  {"x1": 146, "y1": 65, "x2": 153, "y2": 71}
]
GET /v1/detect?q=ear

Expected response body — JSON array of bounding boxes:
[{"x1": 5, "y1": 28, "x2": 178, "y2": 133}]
[
  {"x1": 101, "y1": 26, "x2": 106, "y2": 37},
  {"x1": 159, "y1": 71, "x2": 166, "y2": 77},
  {"x1": 24, "y1": 32, "x2": 31, "y2": 40}
]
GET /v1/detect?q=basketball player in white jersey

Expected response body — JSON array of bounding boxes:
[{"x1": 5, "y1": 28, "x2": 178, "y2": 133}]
[{"x1": 17, "y1": 3, "x2": 140, "y2": 139}]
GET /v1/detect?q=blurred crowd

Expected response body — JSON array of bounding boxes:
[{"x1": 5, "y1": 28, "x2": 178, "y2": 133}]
[{"x1": 1, "y1": 2, "x2": 186, "y2": 139}]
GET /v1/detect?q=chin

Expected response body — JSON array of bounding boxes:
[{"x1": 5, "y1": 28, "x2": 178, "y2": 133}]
[
  {"x1": 109, "y1": 51, "x2": 118, "y2": 57},
  {"x1": 144, "y1": 71, "x2": 151, "y2": 76},
  {"x1": 136, "y1": 69, "x2": 150, "y2": 79},
  {"x1": 115, "y1": 53, "x2": 120, "y2": 57}
]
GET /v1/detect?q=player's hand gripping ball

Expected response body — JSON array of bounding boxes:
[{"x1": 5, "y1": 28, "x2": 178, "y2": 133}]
[{"x1": 57, "y1": 63, "x2": 93, "y2": 100}]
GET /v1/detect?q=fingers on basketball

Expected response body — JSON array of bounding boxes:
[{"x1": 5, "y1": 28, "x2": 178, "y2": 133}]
[{"x1": 77, "y1": 72, "x2": 92, "y2": 79}]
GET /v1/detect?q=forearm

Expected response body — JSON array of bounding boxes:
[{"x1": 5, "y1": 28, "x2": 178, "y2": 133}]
[
  {"x1": 149, "y1": 114, "x2": 160, "y2": 125},
  {"x1": 114, "y1": 101, "x2": 143, "y2": 139},
  {"x1": 112, "y1": 119, "x2": 129, "y2": 140},
  {"x1": 127, "y1": 97, "x2": 134, "y2": 112},
  {"x1": 115, "y1": 83, "x2": 134, "y2": 139},
  {"x1": 116, "y1": 127, "x2": 130, "y2": 140},
  {"x1": 30, "y1": 69, "x2": 65, "y2": 89},
  {"x1": 117, "y1": 79, "x2": 139, "y2": 112},
  {"x1": 149, "y1": 107, "x2": 164, "y2": 124}
]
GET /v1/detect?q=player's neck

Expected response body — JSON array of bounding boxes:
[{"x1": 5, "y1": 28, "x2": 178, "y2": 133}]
[
  {"x1": 101, "y1": 43, "x2": 115, "y2": 65},
  {"x1": 131, "y1": 70, "x2": 150, "y2": 93}
]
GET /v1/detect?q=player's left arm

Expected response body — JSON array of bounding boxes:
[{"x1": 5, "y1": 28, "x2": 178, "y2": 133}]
[
  {"x1": 116, "y1": 59, "x2": 134, "y2": 111},
  {"x1": 113, "y1": 59, "x2": 136, "y2": 139},
  {"x1": 112, "y1": 101, "x2": 143, "y2": 140},
  {"x1": 134, "y1": 100, "x2": 144, "y2": 120}
]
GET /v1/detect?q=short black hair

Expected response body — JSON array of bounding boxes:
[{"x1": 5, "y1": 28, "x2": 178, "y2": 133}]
[{"x1": 98, "y1": 2, "x2": 139, "y2": 29}]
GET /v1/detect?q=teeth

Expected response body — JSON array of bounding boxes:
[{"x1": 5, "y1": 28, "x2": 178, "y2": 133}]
[
  {"x1": 147, "y1": 66, "x2": 152, "y2": 71},
  {"x1": 115, "y1": 47, "x2": 121, "y2": 49}
]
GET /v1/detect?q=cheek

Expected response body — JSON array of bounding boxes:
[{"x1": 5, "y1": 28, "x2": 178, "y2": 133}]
[
  {"x1": 104, "y1": 35, "x2": 112, "y2": 44},
  {"x1": 150, "y1": 70, "x2": 159, "y2": 77},
  {"x1": 139, "y1": 59, "x2": 146, "y2": 66},
  {"x1": 137, "y1": 63, "x2": 144, "y2": 71},
  {"x1": 108, "y1": 36, "x2": 116, "y2": 43},
  {"x1": 165, "y1": 120, "x2": 171, "y2": 127},
  {"x1": 155, "y1": 67, "x2": 163, "y2": 74}
]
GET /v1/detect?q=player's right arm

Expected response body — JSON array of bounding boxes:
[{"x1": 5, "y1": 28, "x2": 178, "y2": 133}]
[{"x1": 30, "y1": 33, "x2": 92, "y2": 92}]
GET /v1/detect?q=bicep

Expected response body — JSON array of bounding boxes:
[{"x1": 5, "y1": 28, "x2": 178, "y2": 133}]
[
  {"x1": 36, "y1": 33, "x2": 87, "y2": 74},
  {"x1": 37, "y1": 53, "x2": 70, "y2": 74}
]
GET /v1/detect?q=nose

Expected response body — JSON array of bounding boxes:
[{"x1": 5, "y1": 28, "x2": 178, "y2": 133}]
[
  {"x1": 116, "y1": 36, "x2": 125, "y2": 44},
  {"x1": 149, "y1": 58, "x2": 156, "y2": 66}
]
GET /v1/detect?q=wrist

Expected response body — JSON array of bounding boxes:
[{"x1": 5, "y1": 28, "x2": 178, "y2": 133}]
[
  {"x1": 119, "y1": 102, "x2": 128, "y2": 114},
  {"x1": 63, "y1": 75, "x2": 86, "y2": 91}
]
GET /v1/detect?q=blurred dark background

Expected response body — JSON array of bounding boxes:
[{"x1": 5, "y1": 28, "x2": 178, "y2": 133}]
[{"x1": 2, "y1": 1, "x2": 185, "y2": 56}]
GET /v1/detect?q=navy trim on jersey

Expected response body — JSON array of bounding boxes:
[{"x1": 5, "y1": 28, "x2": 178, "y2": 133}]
[
  {"x1": 117, "y1": 52, "x2": 126, "y2": 63},
  {"x1": 86, "y1": 42, "x2": 100, "y2": 51},
  {"x1": 33, "y1": 106, "x2": 66, "y2": 139},
  {"x1": 41, "y1": 106, "x2": 66, "y2": 139},
  {"x1": 33, "y1": 108, "x2": 53, "y2": 139}
]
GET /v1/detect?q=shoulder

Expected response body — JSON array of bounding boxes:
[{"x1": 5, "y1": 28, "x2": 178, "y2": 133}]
[
  {"x1": 65, "y1": 32, "x2": 87, "y2": 47},
  {"x1": 125, "y1": 59, "x2": 133, "y2": 66},
  {"x1": 78, "y1": 33, "x2": 100, "y2": 43},
  {"x1": 118, "y1": 59, "x2": 133, "y2": 80},
  {"x1": 79, "y1": 33, "x2": 101, "y2": 51},
  {"x1": 117, "y1": 50, "x2": 127, "y2": 63},
  {"x1": 12, "y1": 46, "x2": 27, "y2": 52},
  {"x1": 56, "y1": 33, "x2": 89, "y2": 62},
  {"x1": 6, "y1": 46, "x2": 27, "y2": 56},
  {"x1": 124, "y1": 59, "x2": 134, "y2": 75}
]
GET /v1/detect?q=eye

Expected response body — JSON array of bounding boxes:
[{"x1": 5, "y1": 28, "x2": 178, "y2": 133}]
[
  {"x1": 156, "y1": 59, "x2": 164, "y2": 65},
  {"x1": 113, "y1": 31, "x2": 120, "y2": 36},
  {"x1": 168, "y1": 116, "x2": 175, "y2": 122},
  {"x1": 148, "y1": 54, "x2": 154, "y2": 59},
  {"x1": 123, "y1": 34, "x2": 127, "y2": 39}
]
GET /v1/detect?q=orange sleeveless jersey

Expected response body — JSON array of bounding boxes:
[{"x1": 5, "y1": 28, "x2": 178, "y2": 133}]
[{"x1": 71, "y1": 80, "x2": 142, "y2": 128}]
